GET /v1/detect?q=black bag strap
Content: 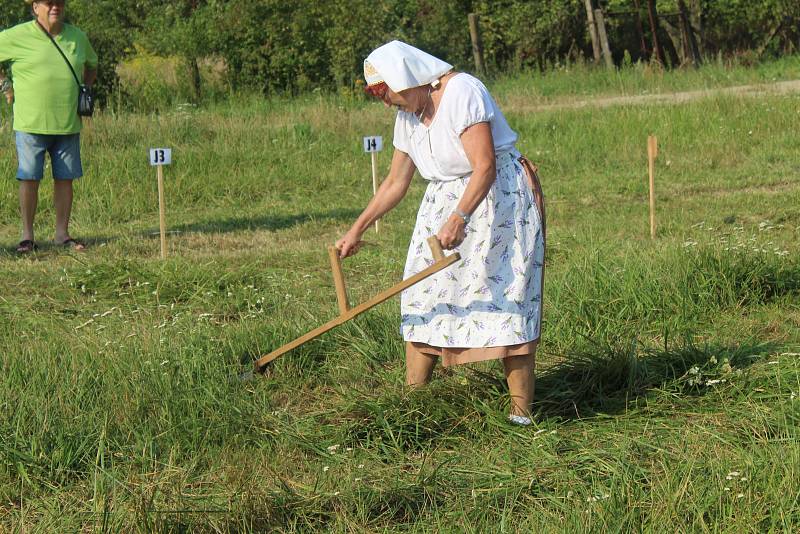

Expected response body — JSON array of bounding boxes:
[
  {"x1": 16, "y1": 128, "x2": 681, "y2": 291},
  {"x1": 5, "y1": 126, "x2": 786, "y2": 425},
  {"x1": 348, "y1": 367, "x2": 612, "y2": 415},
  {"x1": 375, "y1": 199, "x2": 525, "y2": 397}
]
[{"x1": 35, "y1": 20, "x2": 82, "y2": 88}]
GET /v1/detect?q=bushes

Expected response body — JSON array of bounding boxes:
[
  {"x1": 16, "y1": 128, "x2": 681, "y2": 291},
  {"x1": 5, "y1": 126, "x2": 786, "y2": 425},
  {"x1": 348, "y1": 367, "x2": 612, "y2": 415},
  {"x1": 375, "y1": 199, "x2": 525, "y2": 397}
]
[{"x1": 1, "y1": 0, "x2": 797, "y2": 102}]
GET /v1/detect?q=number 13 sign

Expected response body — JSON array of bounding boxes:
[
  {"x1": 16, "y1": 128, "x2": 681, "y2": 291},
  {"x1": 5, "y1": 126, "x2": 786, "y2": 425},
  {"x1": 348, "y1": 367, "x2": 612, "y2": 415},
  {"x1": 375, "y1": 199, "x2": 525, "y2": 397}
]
[
  {"x1": 148, "y1": 147, "x2": 172, "y2": 259},
  {"x1": 149, "y1": 148, "x2": 172, "y2": 166}
]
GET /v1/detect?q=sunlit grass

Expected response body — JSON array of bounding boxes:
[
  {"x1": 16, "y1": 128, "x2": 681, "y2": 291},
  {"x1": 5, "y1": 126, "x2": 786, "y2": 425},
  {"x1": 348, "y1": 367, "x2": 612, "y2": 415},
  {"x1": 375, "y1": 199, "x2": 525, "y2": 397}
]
[{"x1": 0, "y1": 58, "x2": 799, "y2": 531}]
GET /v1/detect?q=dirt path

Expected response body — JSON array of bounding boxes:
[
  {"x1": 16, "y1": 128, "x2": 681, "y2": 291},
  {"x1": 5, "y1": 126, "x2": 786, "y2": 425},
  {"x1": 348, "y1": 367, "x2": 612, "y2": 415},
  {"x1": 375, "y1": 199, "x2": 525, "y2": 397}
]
[{"x1": 511, "y1": 79, "x2": 800, "y2": 113}]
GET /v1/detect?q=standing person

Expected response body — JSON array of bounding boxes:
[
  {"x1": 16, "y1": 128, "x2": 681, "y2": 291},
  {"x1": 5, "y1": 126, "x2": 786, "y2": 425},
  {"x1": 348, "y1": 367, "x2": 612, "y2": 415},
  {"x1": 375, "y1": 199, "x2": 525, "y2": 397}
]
[
  {"x1": 336, "y1": 41, "x2": 546, "y2": 426},
  {"x1": 0, "y1": 0, "x2": 97, "y2": 253}
]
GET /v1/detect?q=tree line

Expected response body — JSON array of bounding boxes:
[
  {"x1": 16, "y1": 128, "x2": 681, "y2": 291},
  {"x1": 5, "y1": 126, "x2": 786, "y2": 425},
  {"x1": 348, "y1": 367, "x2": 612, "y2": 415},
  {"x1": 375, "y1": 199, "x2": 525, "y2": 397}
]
[{"x1": 1, "y1": 0, "x2": 798, "y2": 103}]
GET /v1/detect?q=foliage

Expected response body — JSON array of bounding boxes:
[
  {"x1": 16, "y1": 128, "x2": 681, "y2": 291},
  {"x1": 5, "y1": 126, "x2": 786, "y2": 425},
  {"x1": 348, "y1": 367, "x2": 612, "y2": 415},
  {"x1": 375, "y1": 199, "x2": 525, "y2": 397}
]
[
  {"x1": 0, "y1": 0, "x2": 798, "y2": 101},
  {"x1": 474, "y1": 0, "x2": 584, "y2": 70}
]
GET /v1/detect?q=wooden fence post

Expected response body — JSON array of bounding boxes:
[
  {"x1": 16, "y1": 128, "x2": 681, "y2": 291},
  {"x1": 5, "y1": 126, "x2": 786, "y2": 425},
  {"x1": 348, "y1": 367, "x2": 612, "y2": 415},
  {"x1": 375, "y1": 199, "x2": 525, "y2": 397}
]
[
  {"x1": 678, "y1": 0, "x2": 702, "y2": 65},
  {"x1": 646, "y1": 0, "x2": 664, "y2": 64},
  {"x1": 583, "y1": 0, "x2": 602, "y2": 63},
  {"x1": 594, "y1": 9, "x2": 614, "y2": 69},
  {"x1": 632, "y1": 0, "x2": 649, "y2": 58},
  {"x1": 468, "y1": 13, "x2": 486, "y2": 77}
]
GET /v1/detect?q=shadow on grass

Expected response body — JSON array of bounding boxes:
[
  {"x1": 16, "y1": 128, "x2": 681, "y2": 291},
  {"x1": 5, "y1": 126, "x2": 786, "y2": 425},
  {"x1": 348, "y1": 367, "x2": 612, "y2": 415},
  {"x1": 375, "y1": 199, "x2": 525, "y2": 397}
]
[
  {"x1": 332, "y1": 339, "x2": 779, "y2": 452},
  {"x1": 0, "y1": 207, "x2": 362, "y2": 258},
  {"x1": 168, "y1": 208, "x2": 362, "y2": 235},
  {"x1": 531, "y1": 340, "x2": 779, "y2": 420}
]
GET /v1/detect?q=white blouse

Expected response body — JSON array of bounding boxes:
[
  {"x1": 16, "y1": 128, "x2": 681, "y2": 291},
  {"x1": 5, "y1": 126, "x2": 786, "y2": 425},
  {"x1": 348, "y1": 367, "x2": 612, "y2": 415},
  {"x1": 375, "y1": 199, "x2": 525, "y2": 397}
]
[{"x1": 392, "y1": 73, "x2": 518, "y2": 181}]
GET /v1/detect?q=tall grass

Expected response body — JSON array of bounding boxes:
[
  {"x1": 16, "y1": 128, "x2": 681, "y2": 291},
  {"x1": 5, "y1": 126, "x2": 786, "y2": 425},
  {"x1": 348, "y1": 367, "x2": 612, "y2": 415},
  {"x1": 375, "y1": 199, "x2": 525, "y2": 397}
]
[{"x1": 0, "y1": 57, "x2": 798, "y2": 531}]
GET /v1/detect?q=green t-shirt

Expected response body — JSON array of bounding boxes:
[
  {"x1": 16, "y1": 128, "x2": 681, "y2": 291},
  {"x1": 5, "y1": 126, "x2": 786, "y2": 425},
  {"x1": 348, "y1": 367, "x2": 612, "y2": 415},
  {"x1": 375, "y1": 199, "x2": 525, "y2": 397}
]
[{"x1": 0, "y1": 21, "x2": 98, "y2": 134}]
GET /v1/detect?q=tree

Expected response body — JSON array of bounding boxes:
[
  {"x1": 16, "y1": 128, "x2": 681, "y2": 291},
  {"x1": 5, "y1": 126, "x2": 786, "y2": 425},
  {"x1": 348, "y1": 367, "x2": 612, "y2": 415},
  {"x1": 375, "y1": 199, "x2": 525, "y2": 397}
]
[{"x1": 135, "y1": 0, "x2": 216, "y2": 101}]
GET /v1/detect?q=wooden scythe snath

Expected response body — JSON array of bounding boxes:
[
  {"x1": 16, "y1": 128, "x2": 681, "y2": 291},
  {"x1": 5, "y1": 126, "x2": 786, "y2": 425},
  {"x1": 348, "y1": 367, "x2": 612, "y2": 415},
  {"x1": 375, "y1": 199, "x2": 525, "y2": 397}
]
[{"x1": 254, "y1": 237, "x2": 460, "y2": 373}]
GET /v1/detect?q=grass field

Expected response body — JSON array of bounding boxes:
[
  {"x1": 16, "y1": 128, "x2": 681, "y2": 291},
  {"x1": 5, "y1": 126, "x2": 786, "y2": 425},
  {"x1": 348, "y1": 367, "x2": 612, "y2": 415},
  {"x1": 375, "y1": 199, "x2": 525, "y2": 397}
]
[{"x1": 0, "y1": 57, "x2": 799, "y2": 532}]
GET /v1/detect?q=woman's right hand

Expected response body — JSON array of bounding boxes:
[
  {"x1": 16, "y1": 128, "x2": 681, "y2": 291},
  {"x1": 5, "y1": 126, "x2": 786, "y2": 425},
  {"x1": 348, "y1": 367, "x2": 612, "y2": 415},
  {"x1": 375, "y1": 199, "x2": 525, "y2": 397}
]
[{"x1": 335, "y1": 228, "x2": 364, "y2": 259}]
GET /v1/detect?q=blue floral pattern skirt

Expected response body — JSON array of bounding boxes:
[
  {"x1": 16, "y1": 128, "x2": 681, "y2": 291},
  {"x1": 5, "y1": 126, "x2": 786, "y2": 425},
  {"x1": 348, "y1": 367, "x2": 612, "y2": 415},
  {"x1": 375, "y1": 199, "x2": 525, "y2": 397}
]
[{"x1": 401, "y1": 154, "x2": 545, "y2": 348}]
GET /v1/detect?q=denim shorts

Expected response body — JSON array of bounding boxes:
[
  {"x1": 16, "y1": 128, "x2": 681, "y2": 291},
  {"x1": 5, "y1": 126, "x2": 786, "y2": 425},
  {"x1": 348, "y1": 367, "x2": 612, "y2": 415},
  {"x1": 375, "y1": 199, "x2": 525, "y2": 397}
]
[{"x1": 15, "y1": 131, "x2": 83, "y2": 181}]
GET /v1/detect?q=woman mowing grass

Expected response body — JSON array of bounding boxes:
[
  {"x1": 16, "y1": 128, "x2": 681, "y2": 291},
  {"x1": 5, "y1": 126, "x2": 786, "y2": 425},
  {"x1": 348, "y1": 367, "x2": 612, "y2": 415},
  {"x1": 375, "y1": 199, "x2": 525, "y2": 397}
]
[{"x1": 336, "y1": 41, "x2": 546, "y2": 426}]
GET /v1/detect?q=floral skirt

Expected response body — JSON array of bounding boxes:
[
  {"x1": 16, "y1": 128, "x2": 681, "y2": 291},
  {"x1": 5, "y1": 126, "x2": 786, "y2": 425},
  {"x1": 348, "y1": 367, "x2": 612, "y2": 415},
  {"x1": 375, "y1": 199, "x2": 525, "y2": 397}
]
[{"x1": 400, "y1": 152, "x2": 545, "y2": 353}]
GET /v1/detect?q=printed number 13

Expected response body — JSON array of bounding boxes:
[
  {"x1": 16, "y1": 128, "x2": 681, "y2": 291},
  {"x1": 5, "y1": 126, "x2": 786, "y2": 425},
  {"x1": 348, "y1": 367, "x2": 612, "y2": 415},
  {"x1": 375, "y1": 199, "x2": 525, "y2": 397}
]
[{"x1": 155, "y1": 149, "x2": 166, "y2": 163}]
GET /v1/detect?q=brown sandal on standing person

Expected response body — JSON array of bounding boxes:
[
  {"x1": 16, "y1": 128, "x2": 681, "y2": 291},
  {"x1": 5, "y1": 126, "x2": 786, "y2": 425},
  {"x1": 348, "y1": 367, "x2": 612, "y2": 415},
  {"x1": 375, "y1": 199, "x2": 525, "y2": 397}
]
[
  {"x1": 336, "y1": 41, "x2": 546, "y2": 426},
  {"x1": 0, "y1": 0, "x2": 97, "y2": 253}
]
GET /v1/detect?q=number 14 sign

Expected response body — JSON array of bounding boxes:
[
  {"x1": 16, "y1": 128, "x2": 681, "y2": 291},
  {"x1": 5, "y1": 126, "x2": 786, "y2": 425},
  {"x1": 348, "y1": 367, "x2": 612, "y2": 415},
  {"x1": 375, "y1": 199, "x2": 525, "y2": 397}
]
[
  {"x1": 363, "y1": 136, "x2": 383, "y2": 153},
  {"x1": 363, "y1": 136, "x2": 383, "y2": 232}
]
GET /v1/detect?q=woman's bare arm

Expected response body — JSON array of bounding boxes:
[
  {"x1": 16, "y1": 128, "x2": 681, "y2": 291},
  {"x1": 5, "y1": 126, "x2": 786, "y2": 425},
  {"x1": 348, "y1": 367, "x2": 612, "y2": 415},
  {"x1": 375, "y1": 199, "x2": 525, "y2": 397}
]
[{"x1": 436, "y1": 121, "x2": 496, "y2": 249}]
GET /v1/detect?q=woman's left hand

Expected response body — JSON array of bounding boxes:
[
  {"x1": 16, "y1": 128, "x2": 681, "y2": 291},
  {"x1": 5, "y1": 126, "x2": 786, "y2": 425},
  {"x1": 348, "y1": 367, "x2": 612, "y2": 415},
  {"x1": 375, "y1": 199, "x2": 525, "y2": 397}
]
[{"x1": 437, "y1": 213, "x2": 467, "y2": 250}]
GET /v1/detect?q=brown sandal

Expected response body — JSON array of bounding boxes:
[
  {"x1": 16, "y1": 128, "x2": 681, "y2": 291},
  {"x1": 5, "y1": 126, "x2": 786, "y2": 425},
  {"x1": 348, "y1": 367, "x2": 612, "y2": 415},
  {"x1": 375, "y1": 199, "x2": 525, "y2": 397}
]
[{"x1": 16, "y1": 240, "x2": 38, "y2": 253}]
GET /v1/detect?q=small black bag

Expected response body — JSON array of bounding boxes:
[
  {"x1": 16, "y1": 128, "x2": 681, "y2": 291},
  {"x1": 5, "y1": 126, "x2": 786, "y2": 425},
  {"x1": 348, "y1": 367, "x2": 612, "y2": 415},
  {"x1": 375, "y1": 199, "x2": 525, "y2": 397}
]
[
  {"x1": 36, "y1": 20, "x2": 95, "y2": 117},
  {"x1": 77, "y1": 85, "x2": 95, "y2": 116}
]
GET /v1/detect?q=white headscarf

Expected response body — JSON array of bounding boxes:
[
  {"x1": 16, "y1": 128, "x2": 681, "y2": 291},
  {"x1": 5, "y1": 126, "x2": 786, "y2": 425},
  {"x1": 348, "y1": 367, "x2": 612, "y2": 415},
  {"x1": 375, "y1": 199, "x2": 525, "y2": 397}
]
[{"x1": 364, "y1": 40, "x2": 453, "y2": 93}]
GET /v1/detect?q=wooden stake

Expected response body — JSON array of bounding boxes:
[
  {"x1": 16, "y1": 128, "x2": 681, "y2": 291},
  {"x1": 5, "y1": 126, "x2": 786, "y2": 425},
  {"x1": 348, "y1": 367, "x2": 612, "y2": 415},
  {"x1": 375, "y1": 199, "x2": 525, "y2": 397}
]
[
  {"x1": 157, "y1": 164, "x2": 167, "y2": 258},
  {"x1": 328, "y1": 246, "x2": 349, "y2": 314},
  {"x1": 371, "y1": 151, "x2": 379, "y2": 233},
  {"x1": 427, "y1": 235, "x2": 444, "y2": 261},
  {"x1": 648, "y1": 135, "x2": 658, "y2": 239}
]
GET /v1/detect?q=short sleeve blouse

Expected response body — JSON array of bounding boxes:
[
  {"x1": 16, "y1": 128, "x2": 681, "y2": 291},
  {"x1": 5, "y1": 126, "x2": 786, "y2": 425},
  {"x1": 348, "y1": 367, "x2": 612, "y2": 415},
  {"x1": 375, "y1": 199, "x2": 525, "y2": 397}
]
[{"x1": 392, "y1": 73, "x2": 518, "y2": 181}]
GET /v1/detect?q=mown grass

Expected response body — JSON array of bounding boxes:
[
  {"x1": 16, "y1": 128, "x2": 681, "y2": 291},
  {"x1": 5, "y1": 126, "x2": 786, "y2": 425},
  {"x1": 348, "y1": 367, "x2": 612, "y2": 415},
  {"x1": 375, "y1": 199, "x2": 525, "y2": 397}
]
[{"x1": 0, "y1": 57, "x2": 799, "y2": 532}]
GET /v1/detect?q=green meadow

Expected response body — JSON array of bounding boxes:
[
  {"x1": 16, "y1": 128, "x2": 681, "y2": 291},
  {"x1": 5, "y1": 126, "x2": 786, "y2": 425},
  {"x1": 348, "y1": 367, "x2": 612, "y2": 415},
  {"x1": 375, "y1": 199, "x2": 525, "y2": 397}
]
[{"x1": 1, "y1": 58, "x2": 799, "y2": 532}]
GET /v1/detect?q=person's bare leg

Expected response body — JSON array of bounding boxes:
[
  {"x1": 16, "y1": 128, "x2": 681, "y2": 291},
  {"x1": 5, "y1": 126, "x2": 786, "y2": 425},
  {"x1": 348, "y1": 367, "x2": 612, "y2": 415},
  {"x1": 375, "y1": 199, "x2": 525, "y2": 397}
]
[
  {"x1": 53, "y1": 179, "x2": 80, "y2": 246},
  {"x1": 19, "y1": 180, "x2": 39, "y2": 242},
  {"x1": 405, "y1": 342, "x2": 438, "y2": 386},
  {"x1": 503, "y1": 348, "x2": 537, "y2": 418}
]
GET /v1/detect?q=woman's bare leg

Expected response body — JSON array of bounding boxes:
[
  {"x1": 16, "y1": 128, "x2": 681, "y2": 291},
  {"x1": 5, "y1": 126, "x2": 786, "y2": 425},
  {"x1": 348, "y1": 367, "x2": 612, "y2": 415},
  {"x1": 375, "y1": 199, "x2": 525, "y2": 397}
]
[
  {"x1": 503, "y1": 348, "x2": 537, "y2": 418},
  {"x1": 405, "y1": 342, "x2": 438, "y2": 386}
]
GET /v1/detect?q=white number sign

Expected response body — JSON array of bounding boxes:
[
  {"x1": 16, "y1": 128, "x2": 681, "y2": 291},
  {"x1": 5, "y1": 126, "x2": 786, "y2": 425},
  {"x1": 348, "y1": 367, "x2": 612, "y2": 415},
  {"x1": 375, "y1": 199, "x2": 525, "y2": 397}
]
[
  {"x1": 363, "y1": 136, "x2": 383, "y2": 153},
  {"x1": 149, "y1": 148, "x2": 172, "y2": 166}
]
